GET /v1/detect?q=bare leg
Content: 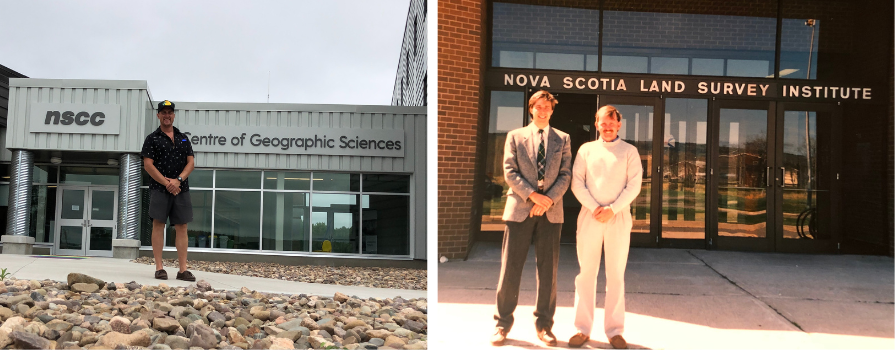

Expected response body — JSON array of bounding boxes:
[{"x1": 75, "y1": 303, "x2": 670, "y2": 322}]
[
  {"x1": 174, "y1": 223, "x2": 189, "y2": 272},
  {"x1": 152, "y1": 220, "x2": 166, "y2": 271}
]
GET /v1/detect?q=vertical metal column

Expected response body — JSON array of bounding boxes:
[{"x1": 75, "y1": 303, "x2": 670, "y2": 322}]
[
  {"x1": 5, "y1": 150, "x2": 34, "y2": 236},
  {"x1": 117, "y1": 153, "x2": 142, "y2": 239}
]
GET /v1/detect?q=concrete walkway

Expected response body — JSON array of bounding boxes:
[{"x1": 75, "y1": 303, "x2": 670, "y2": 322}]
[
  {"x1": 0, "y1": 254, "x2": 427, "y2": 300},
  {"x1": 436, "y1": 242, "x2": 893, "y2": 349}
]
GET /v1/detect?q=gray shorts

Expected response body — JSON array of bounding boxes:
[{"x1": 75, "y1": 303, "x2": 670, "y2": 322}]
[{"x1": 149, "y1": 190, "x2": 193, "y2": 225}]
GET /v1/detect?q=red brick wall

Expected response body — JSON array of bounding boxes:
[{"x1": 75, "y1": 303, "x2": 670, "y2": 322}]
[{"x1": 438, "y1": 0, "x2": 484, "y2": 259}]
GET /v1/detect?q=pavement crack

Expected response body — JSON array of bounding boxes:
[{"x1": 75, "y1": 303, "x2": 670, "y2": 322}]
[
  {"x1": 687, "y1": 250, "x2": 806, "y2": 332},
  {"x1": 8, "y1": 257, "x2": 38, "y2": 277}
]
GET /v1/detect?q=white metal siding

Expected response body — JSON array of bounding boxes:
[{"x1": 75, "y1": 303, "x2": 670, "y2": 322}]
[{"x1": 6, "y1": 80, "x2": 151, "y2": 153}]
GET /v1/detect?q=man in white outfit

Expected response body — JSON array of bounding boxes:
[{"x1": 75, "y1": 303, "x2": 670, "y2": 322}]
[{"x1": 568, "y1": 105, "x2": 643, "y2": 349}]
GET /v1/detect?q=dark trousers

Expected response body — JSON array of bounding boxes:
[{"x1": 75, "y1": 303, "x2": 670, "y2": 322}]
[{"x1": 494, "y1": 215, "x2": 562, "y2": 332}]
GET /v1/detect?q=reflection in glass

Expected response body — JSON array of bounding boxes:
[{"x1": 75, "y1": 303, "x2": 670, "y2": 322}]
[
  {"x1": 59, "y1": 226, "x2": 82, "y2": 250},
  {"x1": 782, "y1": 111, "x2": 830, "y2": 239},
  {"x1": 140, "y1": 188, "x2": 152, "y2": 246},
  {"x1": 61, "y1": 189, "x2": 85, "y2": 220},
  {"x1": 33, "y1": 165, "x2": 58, "y2": 183},
  {"x1": 718, "y1": 109, "x2": 767, "y2": 237},
  {"x1": 213, "y1": 191, "x2": 261, "y2": 249},
  {"x1": 264, "y1": 172, "x2": 311, "y2": 191},
  {"x1": 363, "y1": 174, "x2": 410, "y2": 193},
  {"x1": 216, "y1": 170, "x2": 261, "y2": 189},
  {"x1": 189, "y1": 170, "x2": 214, "y2": 188},
  {"x1": 168, "y1": 190, "x2": 213, "y2": 248},
  {"x1": 602, "y1": 11, "x2": 776, "y2": 77},
  {"x1": 363, "y1": 195, "x2": 409, "y2": 255},
  {"x1": 29, "y1": 185, "x2": 55, "y2": 243},
  {"x1": 662, "y1": 99, "x2": 708, "y2": 239},
  {"x1": 90, "y1": 191, "x2": 115, "y2": 220},
  {"x1": 60, "y1": 167, "x2": 118, "y2": 185},
  {"x1": 311, "y1": 194, "x2": 359, "y2": 253},
  {"x1": 314, "y1": 173, "x2": 360, "y2": 192},
  {"x1": 492, "y1": 3, "x2": 599, "y2": 70},
  {"x1": 262, "y1": 192, "x2": 309, "y2": 252},
  {"x1": 610, "y1": 105, "x2": 653, "y2": 234},
  {"x1": 482, "y1": 91, "x2": 525, "y2": 232},
  {"x1": 780, "y1": 19, "x2": 819, "y2": 79},
  {"x1": 89, "y1": 227, "x2": 113, "y2": 251}
]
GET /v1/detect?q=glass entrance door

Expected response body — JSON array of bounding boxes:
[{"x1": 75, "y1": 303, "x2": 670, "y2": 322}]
[
  {"x1": 711, "y1": 100, "x2": 775, "y2": 251},
  {"x1": 774, "y1": 102, "x2": 841, "y2": 253},
  {"x1": 54, "y1": 186, "x2": 117, "y2": 257},
  {"x1": 598, "y1": 96, "x2": 661, "y2": 247}
]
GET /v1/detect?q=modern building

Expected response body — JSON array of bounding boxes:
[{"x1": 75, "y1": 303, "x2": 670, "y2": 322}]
[
  {"x1": 0, "y1": 78, "x2": 427, "y2": 267},
  {"x1": 392, "y1": 0, "x2": 428, "y2": 106},
  {"x1": 438, "y1": 0, "x2": 894, "y2": 259}
]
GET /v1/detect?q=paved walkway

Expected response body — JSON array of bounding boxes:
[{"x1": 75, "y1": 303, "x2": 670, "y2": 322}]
[
  {"x1": 436, "y1": 242, "x2": 893, "y2": 349},
  {"x1": 0, "y1": 254, "x2": 426, "y2": 300}
]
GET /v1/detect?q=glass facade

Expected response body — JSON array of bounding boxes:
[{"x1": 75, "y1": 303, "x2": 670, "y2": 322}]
[
  {"x1": 0, "y1": 163, "x2": 411, "y2": 257},
  {"x1": 149, "y1": 169, "x2": 410, "y2": 256},
  {"x1": 481, "y1": 91, "x2": 525, "y2": 232},
  {"x1": 491, "y1": 3, "x2": 600, "y2": 70}
]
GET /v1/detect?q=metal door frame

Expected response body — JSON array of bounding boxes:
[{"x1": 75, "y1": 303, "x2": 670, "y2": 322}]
[
  {"x1": 773, "y1": 102, "x2": 842, "y2": 254},
  {"x1": 710, "y1": 99, "x2": 777, "y2": 252},
  {"x1": 598, "y1": 95, "x2": 664, "y2": 248},
  {"x1": 53, "y1": 185, "x2": 118, "y2": 257}
]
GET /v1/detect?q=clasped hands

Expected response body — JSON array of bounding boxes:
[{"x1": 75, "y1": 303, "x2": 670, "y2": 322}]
[
  {"x1": 528, "y1": 193, "x2": 553, "y2": 217},
  {"x1": 592, "y1": 206, "x2": 614, "y2": 223},
  {"x1": 164, "y1": 178, "x2": 182, "y2": 196}
]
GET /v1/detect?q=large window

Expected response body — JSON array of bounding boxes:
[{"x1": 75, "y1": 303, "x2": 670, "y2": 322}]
[
  {"x1": 146, "y1": 169, "x2": 411, "y2": 256},
  {"x1": 601, "y1": 10, "x2": 777, "y2": 77},
  {"x1": 481, "y1": 91, "x2": 525, "y2": 232},
  {"x1": 492, "y1": 3, "x2": 600, "y2": 71}
]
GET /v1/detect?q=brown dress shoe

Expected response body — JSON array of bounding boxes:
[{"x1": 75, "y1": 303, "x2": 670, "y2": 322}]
[
  {"x1": 537, "y1": 329, "x2": 557, "y2": 346},
  {"x1": 609, "y1": 335, "x2": 627, "y2": 349},
  {"x1": 490, "y1": 327, "x2": 508, "y2": 346},
  {"x1": 568, "y1": 332, "x2": 590, "y2": 348}
]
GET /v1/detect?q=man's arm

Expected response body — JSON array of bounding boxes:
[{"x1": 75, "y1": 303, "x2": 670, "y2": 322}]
[
  {"x1": 570, "y1": 147, "x2": 601, "y2": 213},
  {"x1": 608, "y1": 147, "x2": 644, "y2": 215},
  {"x1": 143, "y1": 158, "x2": 171, "y2": 190},
  {"x1": 503, "y1": 132, "x2": 537, "y2": 202},
  {"x1": 543, "y1": 133, "x2": 572, "y2": 205},
  {"x1": 167, "y1": 156, "x2": 195, "y2": 193}
]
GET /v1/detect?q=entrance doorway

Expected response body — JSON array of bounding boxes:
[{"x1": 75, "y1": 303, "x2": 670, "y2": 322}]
[
  {"x1": 54, "y1": 186, "x2": 118, "y2": 257},
  {"x1": 711, "y1": 101, "x2": 841, "y2": 253}
]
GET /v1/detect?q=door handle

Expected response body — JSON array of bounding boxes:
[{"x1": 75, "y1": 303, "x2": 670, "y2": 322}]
[
  {"x1": 766, "y1": 167, "x2": 772, "y2": 187},
  {"x1": 81, "y1": 220, "x2": 87, "y2": 228},
  {"x1": 779, "y1": 167, "x2": 786, "y2": 188}
]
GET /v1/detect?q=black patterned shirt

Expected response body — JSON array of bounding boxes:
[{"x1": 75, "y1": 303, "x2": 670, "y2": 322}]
[{"x1": 141, "y1": 126, "x2": 194, "y2": 193}]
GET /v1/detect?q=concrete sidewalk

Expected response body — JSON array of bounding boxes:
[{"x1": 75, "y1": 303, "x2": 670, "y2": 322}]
[
  {"x1": 0, "y1": 254, "x2": 427, "y2": 300},
  {"x1": 437, "y1": 242, "x2": 893, "y2": 349}
]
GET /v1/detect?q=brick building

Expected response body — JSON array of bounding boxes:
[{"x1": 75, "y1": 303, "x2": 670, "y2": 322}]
[{"x1": 438, "y1": 0, "x2": 894, "y2": 259}]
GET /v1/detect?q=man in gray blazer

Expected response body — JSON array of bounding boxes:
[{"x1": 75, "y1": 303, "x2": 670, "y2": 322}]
[{"x1": 492, "y1": 90, "x2": 572, "y2": 347}]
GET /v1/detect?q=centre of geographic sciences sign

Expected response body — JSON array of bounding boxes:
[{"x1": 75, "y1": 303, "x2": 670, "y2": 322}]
[{"x1": 182, "y1": 126, "x2": 405, "y2": 158}]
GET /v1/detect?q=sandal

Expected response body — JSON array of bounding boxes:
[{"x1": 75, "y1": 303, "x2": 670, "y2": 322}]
[
  {"x1": 176, "y1": 270, "x2": 196, "y2": 282},
  {"x1": 155, "y1": 269, "x2": 168, "y2": 280}
]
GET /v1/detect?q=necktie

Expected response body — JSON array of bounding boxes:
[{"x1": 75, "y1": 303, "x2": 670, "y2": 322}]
[{"x1": 537, "y1": 129, "x2": 546, "y2": 188}]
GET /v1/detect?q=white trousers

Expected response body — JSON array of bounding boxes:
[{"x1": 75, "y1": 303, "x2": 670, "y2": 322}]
[{"x1": 573, "y1": 207, "x2": 632, "y2": 338}]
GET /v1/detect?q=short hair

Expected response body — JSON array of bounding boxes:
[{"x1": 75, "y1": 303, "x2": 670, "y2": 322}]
[
  {"x1": 528, "y1": 90, "x2": 558, "y2": 110},
  {"x1": 596, "y1": 105, "x2": 622, "y2": 122}
]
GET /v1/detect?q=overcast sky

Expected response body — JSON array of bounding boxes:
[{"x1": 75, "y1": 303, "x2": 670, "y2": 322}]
[{"x1": 0, "y1": 0, "x2": 409, "y2": 105}]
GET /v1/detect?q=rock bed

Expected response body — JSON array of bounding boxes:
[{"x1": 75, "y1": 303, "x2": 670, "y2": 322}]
[
  {"x1": 131, "y1": 258, "x2": 427, "y2": 291},
  {"x1": 0, "y1": 273, "x2": 427, "y2": 349}
]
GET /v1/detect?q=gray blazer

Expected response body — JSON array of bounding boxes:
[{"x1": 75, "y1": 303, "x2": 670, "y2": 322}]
[{"x1": 502, "y1": 125, "x2": 572, "y2": 223}]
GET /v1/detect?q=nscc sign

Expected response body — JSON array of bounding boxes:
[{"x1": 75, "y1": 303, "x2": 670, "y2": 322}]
[{"x1": 28, "y1": 103, "x2": 121, "y2": 134}]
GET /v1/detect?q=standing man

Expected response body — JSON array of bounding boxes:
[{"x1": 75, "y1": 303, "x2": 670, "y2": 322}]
[
  {"x1": 568, "y1": 106, "x2": 642, "y2": 349},
  {"x1": 492, "y1": 90, "x2": 572, "y2": 347},
  {"x1": 142, "y1": 100, "x2": 196, "y2": 282}
]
